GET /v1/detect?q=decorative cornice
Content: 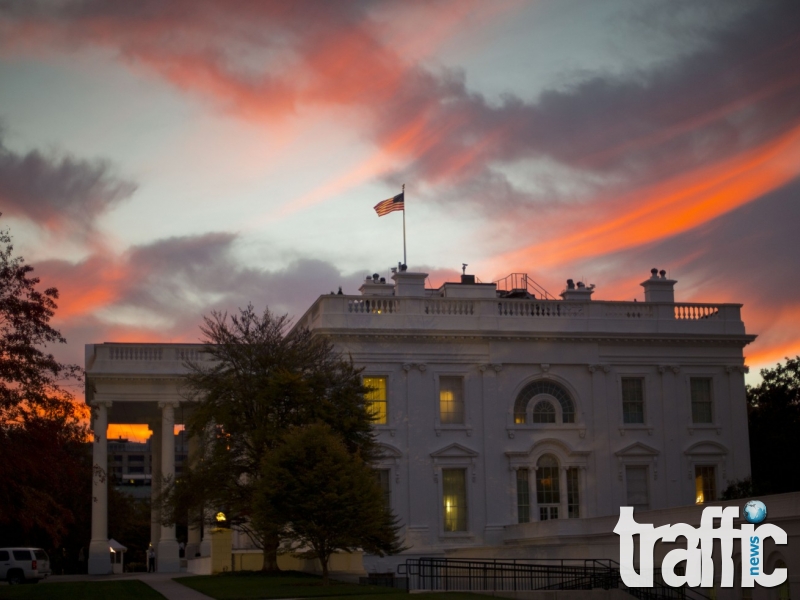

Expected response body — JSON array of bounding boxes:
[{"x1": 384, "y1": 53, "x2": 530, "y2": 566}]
[
  {"x1": 657, "y1": 364, "x2": 681, "y2": 374},
  {"x1": 725, "y1": 365, "x2": 749, "y2": 374},
  {"x1": 311, "y1": 329, "x2": 757, "y2": 347},
  {"x1": 588, "y1": 364, "x2": 611, "y2": 373}
]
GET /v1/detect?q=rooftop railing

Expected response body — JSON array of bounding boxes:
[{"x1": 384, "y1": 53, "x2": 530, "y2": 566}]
[
  {"x1": 96, "y1": 344, "x2": 210, "y2": 362},
  {"x1": 296, "y1": 295, "x2": 746, "y2": 337}
]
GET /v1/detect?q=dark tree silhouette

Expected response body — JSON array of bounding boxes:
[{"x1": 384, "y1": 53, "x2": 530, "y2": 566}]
[
  {"x1": 260, "y1": 423, "x2": 404, "y2": 585},
  {"x1": 747, "y1": 356, "x2": 800, "y2": 495},
  {"x1": 0, "y1": 219, "x2": 89, "y2": 549},
  {"x1": 164, "y1": 305, "x2": 379, "y2": 572}
]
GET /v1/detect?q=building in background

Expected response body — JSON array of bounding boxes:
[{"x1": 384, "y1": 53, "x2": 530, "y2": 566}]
[{"x1": 108, "y1": 432, "x2": 188, "y2": 499}]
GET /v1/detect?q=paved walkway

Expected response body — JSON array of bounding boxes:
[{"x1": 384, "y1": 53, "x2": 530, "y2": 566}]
[
  {"x1": 136, "y1": 573, "x2": 214, "y2": 600},
  {"x1": 43, "y1": 572, "x2": 214, "y2": 600}
]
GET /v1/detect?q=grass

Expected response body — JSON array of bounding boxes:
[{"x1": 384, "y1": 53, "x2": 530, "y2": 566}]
[
  {"x1": 177, "y1": 571, "x2": 398, "y2": 599},
  {"x1": 176, "y1": 571, "x2": 492, "y2": 600},
  {"x1": 0, "y1": 580, "x2": 165, "y2": 600}
]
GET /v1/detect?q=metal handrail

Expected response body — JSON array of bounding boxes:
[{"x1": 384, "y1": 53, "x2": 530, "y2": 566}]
[{"x1": 397, "y1": 557, "x2": 711, "y2": 600}]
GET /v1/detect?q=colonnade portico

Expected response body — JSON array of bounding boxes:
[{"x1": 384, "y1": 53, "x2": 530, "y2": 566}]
[
  {"x1": 85, "y1": 344, "x2": 206, "y2": 575},
  {"x1": 87, "y1": 399, "x2": 191, "y2": 574}
]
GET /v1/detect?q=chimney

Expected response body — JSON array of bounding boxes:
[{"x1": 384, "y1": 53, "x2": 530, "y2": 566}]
[
  {"x1": 640, "y1": 268, "x2": 677, "y2": 303},
  {"x1": 560, "y1": 279, "x2": 595, "y2": 301},
  {"x1": 392, "y1": 270, "x2": 428, "y2": 297},
  {"x1": 359, "y1": 273, "x2": 395, "y2": 296}
]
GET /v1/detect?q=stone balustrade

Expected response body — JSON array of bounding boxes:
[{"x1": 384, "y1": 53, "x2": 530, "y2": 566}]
[
  {"x1": 295, "y1": 296, "x2": 747, "y2": 337},
  {"x1": 95, "y1": 344, "x2": 208, "y2": 363}
]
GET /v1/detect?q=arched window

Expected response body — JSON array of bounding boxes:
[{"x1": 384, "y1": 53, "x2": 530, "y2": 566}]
[
  {"x1": 514, "y1": 380, "x2": 575, "y2": 424},
  {"x1": 536, "y1": 454, "x2": 560, "y2": 520},
  {"x1": 532, "y1": 401, "x2": 556, "y2": 423}
]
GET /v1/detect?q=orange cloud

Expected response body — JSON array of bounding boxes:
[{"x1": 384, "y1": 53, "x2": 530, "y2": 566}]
[
  {"x1": 495, "y1": 122, "x2": 800, "y2": 270},
  {"x1": 107, "y1": 424, "x2": 184, "y2": 443},
  {"x1": 746, "y1": 342, "x2": 800, "y2": 373}
]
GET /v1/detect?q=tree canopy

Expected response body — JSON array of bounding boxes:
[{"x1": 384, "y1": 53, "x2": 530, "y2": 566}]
[
  {"x1": 0, "y1": 220, "x2": 90, "y2": 550},
  {"x1": 0, "y1": 224, "x2": 82, "y2": 422},
  {"x1": 747, "y1": 356, "x2": 800, "y2": 495},
  {"x1": 260, "y1": 423, "x2": 404, "y2": 584},
  {"x1": 167, "y1": 305, "x2": 384, "y2": 571}
]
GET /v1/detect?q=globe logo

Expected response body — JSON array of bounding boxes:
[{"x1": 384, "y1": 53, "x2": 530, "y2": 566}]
[{"x1": 743, "y1": 500, "x2": 767, "y2": 524}]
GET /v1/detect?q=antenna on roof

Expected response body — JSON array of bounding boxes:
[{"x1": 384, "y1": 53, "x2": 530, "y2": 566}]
[{"x1": 462, "y1": 263, "x2": 468, "y2": 275}]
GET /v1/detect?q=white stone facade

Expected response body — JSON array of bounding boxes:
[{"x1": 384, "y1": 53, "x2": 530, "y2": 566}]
[
  {"x1": 84, "y1": 268, "x2": 755, "y2": 573},
  {"x1": 293, "y1": 269, "x2": 754, "y2": 565}
]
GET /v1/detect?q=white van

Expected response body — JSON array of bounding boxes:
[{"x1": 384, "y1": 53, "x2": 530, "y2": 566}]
[{"x1": 0, "y1": 548, "x2": 51, "y2": 584}]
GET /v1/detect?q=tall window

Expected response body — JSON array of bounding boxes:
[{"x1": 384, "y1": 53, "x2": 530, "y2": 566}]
[
  {"x1": 690, "y1": 378, "x2": 713, "y2": 423},
  {"x1": 442, "y1": 469, "x2": 468, "y2": 532},
  {"x1": 621, "y1": 378, "x2": 645, "y2": 424},
  {"x1": 625, "y1": 466, "x2": 649, "y2": 512},
  {"x1": 363, "y1": 376, "x2": 387, "y2": 424},
  {"x1": 374, "y1": 469, "x2": 391, "y2": 509},
  {"x1": 532, "y1": 401, "x2": 556, "y2": 423},
  {"x1": 536, "y1": 455, "x2": 560, "y2": 520},
  {"x1": 694, "y1": 465, "x2": 716, "y2": 504},
  {"x1": 566, "y1": 467, "x2": 580, "y2": 518},
  {"x1": 516, "y1": 468, "x2": 530, "y2": 524},
  {"x1": 439, "y1": 376, "x2": 465, "y2": 425}
]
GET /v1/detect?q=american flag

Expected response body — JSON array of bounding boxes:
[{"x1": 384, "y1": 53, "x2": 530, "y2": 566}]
[{"x1": 373, "y1": 191, "x2": 404, "y2": 216}]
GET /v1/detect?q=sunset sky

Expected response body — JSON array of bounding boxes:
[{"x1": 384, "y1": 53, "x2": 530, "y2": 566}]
[{"x1": 1, "y1": 1, "x2": 799, "y2": 440}]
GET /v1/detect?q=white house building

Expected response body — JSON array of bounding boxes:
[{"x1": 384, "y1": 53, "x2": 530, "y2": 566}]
[{"x1": 84, "y1": 267, "x2": 755, "y2": 575}]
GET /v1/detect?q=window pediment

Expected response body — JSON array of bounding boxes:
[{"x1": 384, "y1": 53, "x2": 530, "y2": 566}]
[
  {"x1": 684, "y1": 441, "x2": 728, "y2": 456},
  {"x1": 615, "y1": 442, "x2": 659, "y2": 458},
  {"x1": 430, "y1": 443, "x2": 479, "y2": 459},
  {"x1": 377, "y1": 443, "x2": 402, "y2": 459}
]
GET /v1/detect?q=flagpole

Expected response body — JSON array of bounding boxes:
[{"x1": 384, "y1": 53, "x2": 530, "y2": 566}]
[{"x1": 402, "y1": 183, "x2": 407, "y2": 266}]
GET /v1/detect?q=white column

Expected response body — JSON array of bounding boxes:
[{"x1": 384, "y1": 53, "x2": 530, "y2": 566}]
[
  {"x1": 88, "y1": 400, "x2": 112, "y2": 575},
  {"x1": 149, "y1": 420, "x2": 162, "y2": 552},
  {"x1": 185, "y1": 431, "x2": 202, "y2": 559},
  {"x1": 560, "y1": 466, "x2": 569, "y2": 520},
  {"x1": 157, "y1": 401, "x2": 181, "y2": 572}
]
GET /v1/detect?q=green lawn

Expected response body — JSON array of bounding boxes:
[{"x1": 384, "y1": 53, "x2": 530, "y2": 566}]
[
  {"x1": 177, "y1": 571, "x2": 398, "y2": 599},
  {"x1": 0, "y1": 580, "x2": 165, "y2": 600},
  {"x1": 176, "y1": 571, "x2": 491, "y2": 600}
]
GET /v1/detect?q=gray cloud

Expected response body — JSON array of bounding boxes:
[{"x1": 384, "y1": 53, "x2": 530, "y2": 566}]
[
  {"x1": 36, "y1": 229, "x2": 383, "y2": 373},
  {"x1": 4, "y1": 0, "x2": 797, "y2": 212},
  {"x1": 0, "y1": 127, "x2": 136, "y2": 236},
  {"x1": 379, "y1": 0, "x2": 800, "y2": 209}
]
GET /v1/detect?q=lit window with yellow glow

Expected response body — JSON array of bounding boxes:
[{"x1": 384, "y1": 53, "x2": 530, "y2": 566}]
[
  {"x1": 363, "y1": 376, "x2": 387, "y2": 424},
  {"x1": 439, "y1": 376, "x2": 464, "y2": 425},
  {"x1": 536, "y1": 454, "x2": 560, "y2": 520},
  {"x1": 442, "y1": 468, "x2": 467, "y2": 532},
  {"x1": 695, "y1": 465, "x2": 716, "y2": 504}
]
